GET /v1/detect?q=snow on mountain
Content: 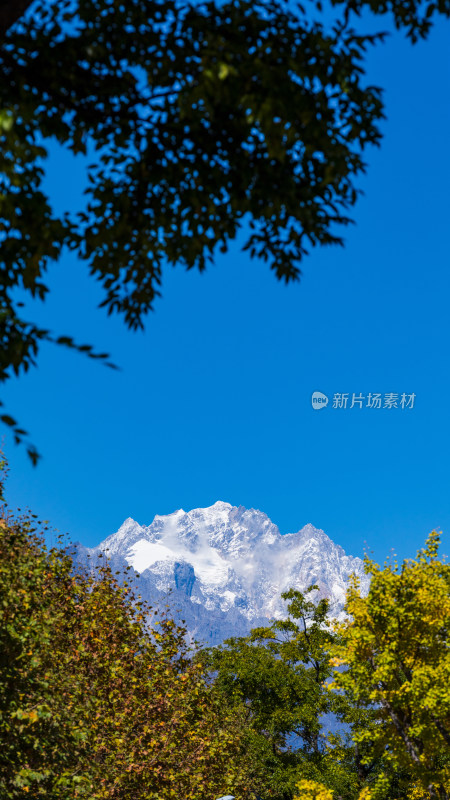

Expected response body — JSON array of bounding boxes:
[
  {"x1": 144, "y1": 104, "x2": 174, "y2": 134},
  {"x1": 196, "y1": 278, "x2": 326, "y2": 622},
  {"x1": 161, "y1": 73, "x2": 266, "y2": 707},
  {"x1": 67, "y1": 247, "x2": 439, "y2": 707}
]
[{"x1": 74, "y1": 502, "x2": 369, "y2": 645}]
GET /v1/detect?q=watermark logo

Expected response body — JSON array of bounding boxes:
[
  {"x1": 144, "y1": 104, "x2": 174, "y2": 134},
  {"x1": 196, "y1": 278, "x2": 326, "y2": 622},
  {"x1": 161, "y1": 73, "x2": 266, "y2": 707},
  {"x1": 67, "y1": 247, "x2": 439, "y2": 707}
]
[
  {"x1": 311, "y1": 391, "x2": 329, "y2": 410},
  {"x1": 311, "y1": 392, "x2": 416, "y2": 410}
]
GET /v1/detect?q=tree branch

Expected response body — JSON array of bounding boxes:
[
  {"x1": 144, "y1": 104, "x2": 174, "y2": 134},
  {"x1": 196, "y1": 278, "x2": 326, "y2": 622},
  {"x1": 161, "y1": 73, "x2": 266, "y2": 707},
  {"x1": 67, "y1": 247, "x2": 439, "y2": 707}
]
[{"x1": 378, "y1": 694, "x2": 422, "y2": 764}]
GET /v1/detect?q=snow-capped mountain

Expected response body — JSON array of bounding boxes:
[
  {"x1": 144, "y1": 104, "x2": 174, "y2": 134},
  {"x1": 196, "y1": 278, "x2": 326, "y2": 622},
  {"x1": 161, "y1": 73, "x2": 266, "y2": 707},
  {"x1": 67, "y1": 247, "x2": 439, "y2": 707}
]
[{"x1": 72, "y1": 502, "x2": 369, "y2": 646}]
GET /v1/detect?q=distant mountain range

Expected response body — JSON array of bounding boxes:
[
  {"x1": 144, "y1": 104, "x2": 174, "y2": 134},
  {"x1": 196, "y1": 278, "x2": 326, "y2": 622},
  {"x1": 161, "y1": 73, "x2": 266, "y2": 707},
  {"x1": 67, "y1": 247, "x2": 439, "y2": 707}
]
[{"x1": 72, "y1": 501, "x2": 369, "y2": 646}]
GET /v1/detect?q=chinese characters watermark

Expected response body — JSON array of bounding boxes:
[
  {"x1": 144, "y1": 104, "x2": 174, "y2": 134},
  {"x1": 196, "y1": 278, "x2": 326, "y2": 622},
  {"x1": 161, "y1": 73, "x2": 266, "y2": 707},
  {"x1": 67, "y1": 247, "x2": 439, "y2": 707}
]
[{"x1": 311, "y1": 392, "x2": 416, "y2": 411}]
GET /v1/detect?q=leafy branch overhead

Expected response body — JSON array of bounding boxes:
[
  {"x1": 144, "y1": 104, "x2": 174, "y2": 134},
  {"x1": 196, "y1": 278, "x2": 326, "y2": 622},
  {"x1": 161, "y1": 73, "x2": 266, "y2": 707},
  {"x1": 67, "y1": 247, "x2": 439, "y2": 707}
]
[{"x1": 0, "y1": 0, "x2": 449, "y2": 459}]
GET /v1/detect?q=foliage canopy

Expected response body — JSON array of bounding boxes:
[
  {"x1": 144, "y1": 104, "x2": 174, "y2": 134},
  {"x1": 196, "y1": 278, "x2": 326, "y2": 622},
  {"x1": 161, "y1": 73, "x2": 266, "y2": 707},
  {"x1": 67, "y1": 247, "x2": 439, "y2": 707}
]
[
  {"x1": 0, "y1": 504, "x2": 259, "y2": 798},
  {"x1": 204, "y1": 587, "x2": 358, "y2": 799},
  {"x1": 331, "y1": 531, "x2": 450, "y2": 800},
  {"x1": 0, "y1": 0, "x2": 449, "y2": 458},
  {"x1": 206, "y1": 536, "x2": 450, "y2": 800}
]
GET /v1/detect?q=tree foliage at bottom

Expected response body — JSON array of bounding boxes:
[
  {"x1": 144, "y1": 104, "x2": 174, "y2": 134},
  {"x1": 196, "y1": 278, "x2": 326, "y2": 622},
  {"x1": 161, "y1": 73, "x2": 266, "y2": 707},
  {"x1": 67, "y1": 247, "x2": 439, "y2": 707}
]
[
  {"x1": 0, "y1": 506, "x2": 263, "y2": 799},
  {"x1": 331, "y1": 532, "x2": 450, "y2": 800}
]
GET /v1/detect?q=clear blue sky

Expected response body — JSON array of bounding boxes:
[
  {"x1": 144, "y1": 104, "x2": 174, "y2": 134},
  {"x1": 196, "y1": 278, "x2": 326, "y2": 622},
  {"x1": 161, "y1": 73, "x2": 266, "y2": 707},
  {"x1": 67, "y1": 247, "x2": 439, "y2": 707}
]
[{"x1": 3, "y1": 15, "x2": 450, "y2": 565}]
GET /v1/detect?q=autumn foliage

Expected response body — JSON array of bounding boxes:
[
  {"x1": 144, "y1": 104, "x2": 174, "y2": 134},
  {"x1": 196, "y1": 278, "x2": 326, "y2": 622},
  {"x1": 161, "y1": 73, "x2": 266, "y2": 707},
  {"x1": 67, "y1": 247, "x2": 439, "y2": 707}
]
[
  {"x1": 0, "y1": 509, "x2": 258, "y2": 799},
  {"x1": 331, "y1": 532, "x2": 450, "y2": 800},
  {"x1": 204, "y1": 534, "x2": 450, "y2": 800}
]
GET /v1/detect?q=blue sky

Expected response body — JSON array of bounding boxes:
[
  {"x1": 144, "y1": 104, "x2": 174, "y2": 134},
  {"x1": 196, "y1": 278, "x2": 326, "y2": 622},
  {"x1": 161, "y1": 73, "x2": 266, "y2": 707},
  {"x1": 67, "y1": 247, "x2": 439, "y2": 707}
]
[{"x1": 3, "y1": 15, "x2": 450, "y2": 565}]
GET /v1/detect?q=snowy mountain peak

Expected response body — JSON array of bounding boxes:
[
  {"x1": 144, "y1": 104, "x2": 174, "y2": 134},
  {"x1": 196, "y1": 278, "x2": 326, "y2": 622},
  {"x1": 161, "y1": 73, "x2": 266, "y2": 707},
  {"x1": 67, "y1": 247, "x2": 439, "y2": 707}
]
[
  {"x1": 84, "y1": 502, "x2": 369, "y2": 645},
  {"x1": 153, "y1": 508, "x2": 185, "y2": 522},
  {"x1": 299, "y1": 522, "x2": 323, "y2": 536},
  {"x1": 210, "y1": 500, "x2": 233, "y2": 510}
]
